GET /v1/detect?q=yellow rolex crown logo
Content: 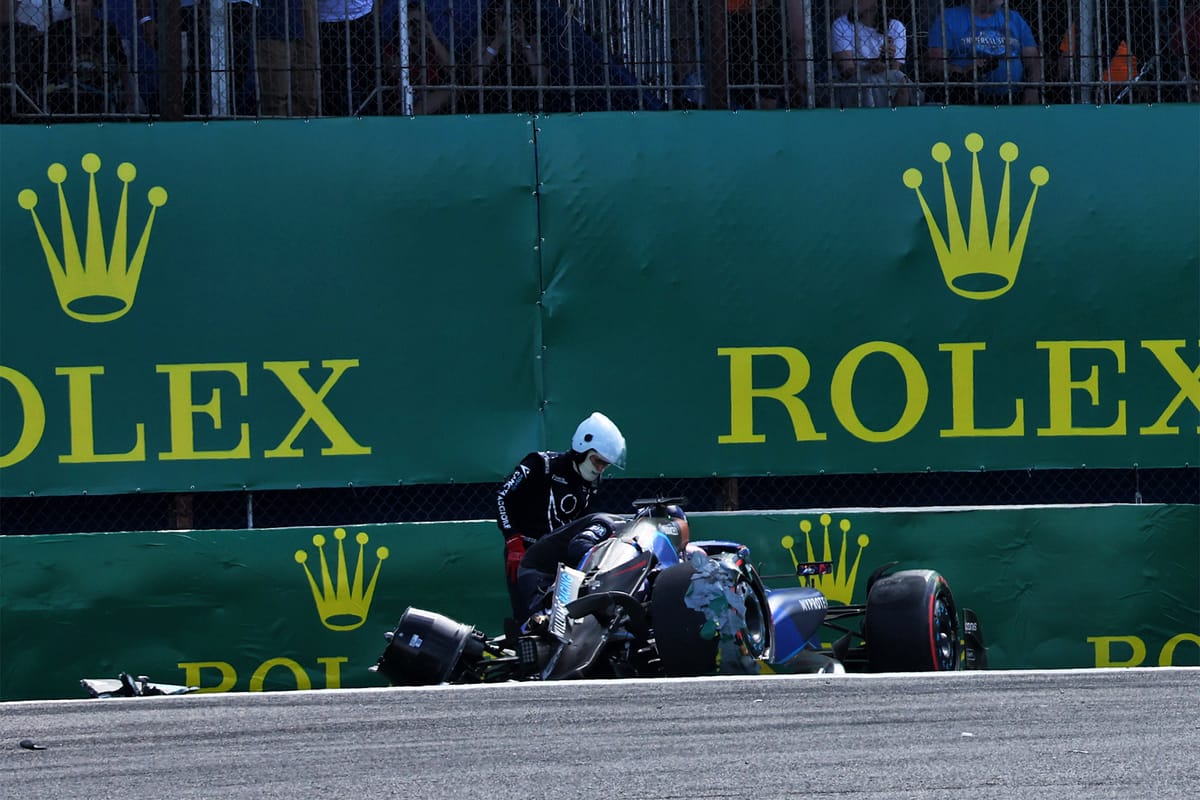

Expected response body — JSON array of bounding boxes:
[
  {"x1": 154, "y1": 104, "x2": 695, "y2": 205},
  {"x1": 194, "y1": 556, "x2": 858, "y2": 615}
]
[
  {"x1": 295, "y1": 528, "x2": 389, "y2": 631},
  {"x1": 17, "y1": 153, "x2": 168, "y2": 323},
  {"x1": 903, "y1": 133, "x2": 1049, "y2": 301},
  {"x1": 780, "y1": 514, "x2": 869, "y2": 606}
]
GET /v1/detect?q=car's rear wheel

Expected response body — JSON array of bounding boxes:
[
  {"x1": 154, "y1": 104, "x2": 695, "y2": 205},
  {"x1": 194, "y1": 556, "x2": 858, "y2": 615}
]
[
  {"x1": 649, "y1": 562, "x2": 719, "y2": 676},
  {"x1": 864, "y1": 569, "x2": 960, "y2": 672}
]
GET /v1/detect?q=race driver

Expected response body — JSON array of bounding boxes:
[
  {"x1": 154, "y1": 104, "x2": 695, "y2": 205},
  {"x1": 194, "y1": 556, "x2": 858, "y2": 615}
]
[{"x1": 495, "y1": 411, "x2": 626, "y2": 621}]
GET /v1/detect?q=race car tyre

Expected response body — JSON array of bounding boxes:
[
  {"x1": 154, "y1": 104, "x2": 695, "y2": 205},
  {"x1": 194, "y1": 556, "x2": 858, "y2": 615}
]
[
  {"x1": 649, "y1": 562, "x2": 719, "y2": 677},
  {"x1": 863, "y1": 569, "x2": 960, "y2": 672},
  {"x1": 739, "y1": 562, "x2": 774, "y2": 661},
  {"x1": 374, "y1": 607, "x2": 477, "y2": 685}
]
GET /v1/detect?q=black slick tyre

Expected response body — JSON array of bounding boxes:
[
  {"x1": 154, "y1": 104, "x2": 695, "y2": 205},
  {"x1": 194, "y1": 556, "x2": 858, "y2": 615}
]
[
  {"x1": 650, "y1": 562, "x2": 719, "y2": 677},
  {"x1": 864, "y1": 569, "x2": 960, "y2": 672}
]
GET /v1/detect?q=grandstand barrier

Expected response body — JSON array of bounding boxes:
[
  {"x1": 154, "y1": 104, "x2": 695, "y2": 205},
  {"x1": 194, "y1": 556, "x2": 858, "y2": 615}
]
[{"x1": 2, "y1": 107, "x2": 1197, "y2": 501}]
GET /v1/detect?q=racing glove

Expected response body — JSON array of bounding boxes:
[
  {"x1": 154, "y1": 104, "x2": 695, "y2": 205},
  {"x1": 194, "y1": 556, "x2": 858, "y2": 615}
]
[{"x1": 504, "y1": 536, "x2": 526, "y2": 582}]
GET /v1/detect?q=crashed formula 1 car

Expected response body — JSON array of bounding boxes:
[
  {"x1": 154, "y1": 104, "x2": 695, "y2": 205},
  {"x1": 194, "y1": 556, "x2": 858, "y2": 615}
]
[{"x1": 372, "y1": 499, "x2": 987, "y2": 685}]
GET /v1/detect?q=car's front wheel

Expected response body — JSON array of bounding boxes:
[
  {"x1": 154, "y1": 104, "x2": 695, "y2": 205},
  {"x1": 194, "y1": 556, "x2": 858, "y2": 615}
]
[{"x1": 864, "y1": 569, "x2": 960, "y2": 672}]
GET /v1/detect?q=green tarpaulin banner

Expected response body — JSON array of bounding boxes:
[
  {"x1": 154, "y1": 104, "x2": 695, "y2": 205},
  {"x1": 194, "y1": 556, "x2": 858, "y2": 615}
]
[
  {"x1": 2, "y1": 108, "x2": 1197, "y2": 497},
  {"x1": 534, "y1": 107, "x2": 1200, "y2": 478},
  {"x1": 1, "y1": 117, "x2": 543, "y2": 496},
  {"x1": 2, "y1": 504, "x2": 1196, "y2": 700}
]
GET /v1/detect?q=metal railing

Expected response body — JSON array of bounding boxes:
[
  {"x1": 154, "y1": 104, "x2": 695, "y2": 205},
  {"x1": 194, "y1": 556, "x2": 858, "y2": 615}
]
[{"x1": 3, "y1": 0, "x2": 1196, "y2": 121}]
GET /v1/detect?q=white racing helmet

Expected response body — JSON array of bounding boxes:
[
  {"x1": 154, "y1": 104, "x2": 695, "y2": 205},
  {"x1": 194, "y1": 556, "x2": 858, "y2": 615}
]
[{"x1": 572, "y1": 412, "x2": 627, "y2": 469}]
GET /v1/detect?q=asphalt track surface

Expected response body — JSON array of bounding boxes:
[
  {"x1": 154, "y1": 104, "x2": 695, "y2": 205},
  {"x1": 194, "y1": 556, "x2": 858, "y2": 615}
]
[{"x1": 2, "y1": 668, "x2": 1198, "y2": 800}]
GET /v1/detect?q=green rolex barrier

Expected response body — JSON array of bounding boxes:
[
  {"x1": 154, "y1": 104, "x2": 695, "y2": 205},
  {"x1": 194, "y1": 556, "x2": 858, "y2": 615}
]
[
  {"x1": 1, "y1": 504, "x2": 1196, "y2": 700},
  {"x1": 0, "y1": 117, "x2": 545, "y2": 497},
  {"x1": 0, "y1": 520, "x2": 503, "y2": 701},
  {"x1": 534, "y1": 107, "x2": 1200, "y2": 478},
  {"x1": 3, "y1": 107, "x2": 1197, "y2": 499}
]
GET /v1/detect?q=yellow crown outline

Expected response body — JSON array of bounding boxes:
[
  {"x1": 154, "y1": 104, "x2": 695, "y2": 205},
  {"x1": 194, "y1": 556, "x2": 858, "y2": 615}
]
[
  {"x1": 780, "y1": 514, "x2": 869, "y2": 605},
  {"x1": 17, "y1": 153, "x2": 168, "y2": 323},
  {"x1": 295, "y1": 528, "x2": 389, "y2": 631},
  {"x1": 902, "y1": 133, "x2": 1049, "y2": 301}
]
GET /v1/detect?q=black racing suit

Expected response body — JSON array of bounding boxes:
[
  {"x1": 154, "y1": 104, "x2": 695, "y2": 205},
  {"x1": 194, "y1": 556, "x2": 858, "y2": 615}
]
[
  {"x1": 514, "y1": 513, "x2": 625, "y2": 623},
  {"x1": 495, "y1": 449, "x2": 599, "y2": 619}
]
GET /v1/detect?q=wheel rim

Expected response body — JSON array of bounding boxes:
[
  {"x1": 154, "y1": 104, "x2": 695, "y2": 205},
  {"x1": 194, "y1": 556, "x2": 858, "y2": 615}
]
[
  {"x1": 931, "y1": 595, "x2": 958, "y2": 670},
  {"x1": 737, "y1": 566, "x2": 772, "y2": 660},
  {"x1": 742, "y1": 589, "x2": 768, "y2": 658}
]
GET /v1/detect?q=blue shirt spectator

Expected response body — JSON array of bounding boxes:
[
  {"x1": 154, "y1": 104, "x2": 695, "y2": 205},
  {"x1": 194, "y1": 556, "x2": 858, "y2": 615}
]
[{"x1": 926, "y1": 0, "x2": 1043, "y2": 103}]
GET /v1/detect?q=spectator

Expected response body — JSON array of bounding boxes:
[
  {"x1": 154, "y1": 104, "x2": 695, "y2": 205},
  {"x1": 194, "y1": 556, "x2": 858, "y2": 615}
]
[
  {"x1": 830, "y1": 0, "x2": 912, "y2": 107},
  {"x1": 136, "y1": 0, "x2": 255, "y2": 116},
  {"x1": 45, "y1": 0, "x2": 137, "y2": 115},
  {"x1": 379, "y1": 0, "x2": 456, "y2": 114},
  {"x1": 257, "y1": 0, "x2": 318, "y2": 116},
  {"x1": 925, "y1": 0, "x2": 1043, "y2": 105},
  {"x1": 1168, "y1": 0, "x2": 1199, "y2": 101},
  {"x1": 11, "y1": 0, "x2": 69, "y2": 31},
  {"x1": 1, "y1": 0, "x2": 46, "y2": 118},
  {"x1": 1053, "y1": 1, "x2": 1161, "y2": 104},
  {"x1": 317, "y1": 0, "x2": 374, "y2": 115},
  {"x1": 784, "y1": 0, "x2": 808, "y2": 106},
  {"x1": 669, "y1": 0, "x2": 806, "y2": 109},
  {"x1": 494, "y1": 411, "x2": 626, "y2": 622},
  {"x1": 727, "y1": 0, "x2": 786, "y2": 109},
  {"x1": 1056, "y1": 24, "x2": 1137, "y2": 104},
  {"x1": 137, "y1": 0, "x2": 212, "y2": 115},
  {"x1": 470, "y1": 0, "x2": 545, "y2": 114},
  {"x1": 224, "y1": 0, "x2": 258, "y2": 115},
  {"x1": 669, "y1": 0, "x2": 704, "y2": 107}
]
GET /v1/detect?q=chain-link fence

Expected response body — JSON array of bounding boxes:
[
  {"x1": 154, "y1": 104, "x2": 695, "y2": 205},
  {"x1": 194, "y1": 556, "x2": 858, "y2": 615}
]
[
  {"x1": 2, "y1": 467, "x2": 1196, "y2": 533},
  {"x1": 3, "y1": 0, "x2": 1196, "y2": 120}
]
